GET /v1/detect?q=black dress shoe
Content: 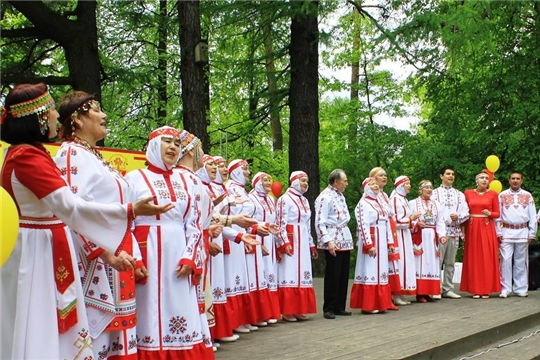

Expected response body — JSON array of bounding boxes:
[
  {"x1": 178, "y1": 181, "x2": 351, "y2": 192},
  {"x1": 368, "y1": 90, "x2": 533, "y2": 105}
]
[
  {"x1": 323, "y1": 311, "x2": 335, "y2": 319},
  {"x1": 335, "y1": 310, "x2": 352, "y2": 316}
]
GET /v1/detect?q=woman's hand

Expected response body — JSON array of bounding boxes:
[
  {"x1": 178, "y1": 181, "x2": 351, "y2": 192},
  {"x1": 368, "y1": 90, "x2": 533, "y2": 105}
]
[
  {"x1": 267, "y1": 223, "x2": 280, "y2": 234},
  {"x1": 311, "y1": 249, "x2": 319, "y2": 260},
  {"x1": 135, "y1": 266, "x2": 149, "y2": 281},
  {"x1": 209, "y1": 224, "x2": 223, "y2": 238},
  {"x1": 208, "y1": 242, "x2": 223, "y2": 256},
  {"x1": 418, "y1": 221, "x2": 426, "y2": 228},
  {"x1": 240, "y1": 233, "x2": 260, "y2": 246},
  {"x1": 439, "y1": 237, "x2": 447, "y2": 244},
  {"x1": 232, "y1": 214, "x2": 258, "y2": 228},
  {"x1": 368, "y1": 247, "x2": 377, "y2": 258},
  {"x1": 481, "y1": 209, "x2": 491, "y2": 217},
  {"x1": 100, "y1": 250, "x2": 136, "y2": 271},
  {"x1": 284, "y1": 245, "x2": 293, "y2": 257},
  {"x1": 133, "y1": 196, "x2": 174, "y2": 217},
  {"x1": 257, "y1": 225, "x2": 270, "y2": 236},
  {"x1": 261, "y1": 245, "x2": 270, "y2": 256},
  {"x1": 176, "y1": 264, "x2": 193, "y2": 278},
  {"x1": 213, "y1": 193, "x2": 227, "y2": 206}
]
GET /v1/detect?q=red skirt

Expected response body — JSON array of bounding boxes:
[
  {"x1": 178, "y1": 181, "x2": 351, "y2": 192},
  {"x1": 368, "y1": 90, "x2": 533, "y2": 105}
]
[
  {"x1": 278, "y1": 287, "x2": 317, "y2": 314},
  {"x1": 350, "y1": 283, "x2": 392, "y2": 311}
]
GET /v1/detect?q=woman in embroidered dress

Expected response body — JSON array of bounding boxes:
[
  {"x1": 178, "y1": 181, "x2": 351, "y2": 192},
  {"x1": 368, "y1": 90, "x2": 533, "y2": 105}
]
[
  {"x1": 125, "y1": 126, "x2": 214, "y2": 360},
  {"x1": 0, "y1": 84, "x2": 171, "y2": 360},
  {"x1": 54, "y1": 91, "x2": 141, "y2": 359},
  {"x1": 460, "y1": 171, "x2": 501, "y2": 298},
  {"x1": 225, "y1": 159, "x2": 273, "y2": 332},
  {"x1": 350, "y1": 177, "x2": 394, "y2": 314},
  {"x1": 369, "y1": 167, "x2": 400, "y2": 309},
  {"x1": 275, "y1": 171, "x2": 318, "y2": 321},
  {"x1": 389, "y1": 176, "x2": 419, "y2": 305},
  {"x1": 409, "y1": 180, "x2": 447, "y2": 303},
  {"x1": 249, "y1": 172, "x2": 281, "y2": 324}
]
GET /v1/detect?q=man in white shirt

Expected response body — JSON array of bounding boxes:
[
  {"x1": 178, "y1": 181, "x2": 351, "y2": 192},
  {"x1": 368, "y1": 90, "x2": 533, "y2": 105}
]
[
  {"x1": 496, "y1": 172, "x2": 537, "y2": 298},
  {"x1": 315, "y1": 169, "x2": 353, "y2": 319},
  {"x1": 431, "y1": 166, "x2": 469, "y2": 299}
]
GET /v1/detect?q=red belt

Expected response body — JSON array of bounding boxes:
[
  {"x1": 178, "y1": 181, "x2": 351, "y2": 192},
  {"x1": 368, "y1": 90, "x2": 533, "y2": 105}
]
[{"x1": 502, "y1": 222, "x2": 528, "y2": 230}]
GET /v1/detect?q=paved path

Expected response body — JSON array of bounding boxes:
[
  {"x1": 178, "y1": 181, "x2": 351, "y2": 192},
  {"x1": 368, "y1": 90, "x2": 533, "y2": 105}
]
[{"x1": 214, "y1": 278, "x2": 540, "y2": 360}]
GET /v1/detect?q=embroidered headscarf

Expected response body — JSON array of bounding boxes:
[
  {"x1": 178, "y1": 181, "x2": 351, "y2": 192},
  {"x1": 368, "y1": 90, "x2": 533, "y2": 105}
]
[
  {"x1": 252, "y1": 172, "x2": 271, "y2": 196},
  {"x1": 146, "y1": 126, "x2": 181, "y2": 171},
  {"x1": 390, "y1": 175, "x2": 409, "y2": 198},
  {"x1": 228, "y1": 159, "x2": 248, "y2": 185},
  {"x1": 195, "y1": 154, "x2": 215, "y2": 184},
  {"x1": 290, "y1": 171, "x2": 308, "y2": 194},
  {"x1": 362, "y1": 177, "x2": 378, "y2": 199}
]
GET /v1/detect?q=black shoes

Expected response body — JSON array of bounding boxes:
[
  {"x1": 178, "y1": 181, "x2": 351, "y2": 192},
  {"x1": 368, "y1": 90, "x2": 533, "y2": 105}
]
[
  {"x1": 335, "y1": 310, "x2": 352, "y2": 316},
  {"x1": 323, "y1": 311, "x2": 335, "y2": 319}
]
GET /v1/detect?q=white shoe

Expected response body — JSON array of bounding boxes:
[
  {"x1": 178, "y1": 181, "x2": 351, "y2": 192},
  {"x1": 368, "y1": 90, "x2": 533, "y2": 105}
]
[
  {"x1": 234, "y1": 325, "x2": 250, "y2": 334},
  {"x1": 516, "y1": 292, "x2": 529, "y2": 297},
  {"x1": 267, "y1": 318, "x2": 278, "y2": 324},
  {"x1": 214, "y1": 342, "x2": 220, "y2": 348},
  {"x1": 256, "y1": 321, "x2": 268, "y2": 327},
  {"x1": 282, "y1": 314, "x2": 297, "y2": 322},
  {"x1": 213, "y1": 346, "x2": 217, "y2": 352},
  {"x1": 216, "y1": 335, "x2": 239, "y2": 342},
  {"x1": 245, "y1": 324, "x2": 259, "y2": 331},
  {"x1": 499, "y1": 293, "x2": 509, "y2": 298},
  {"x1": 393, "y1": 295, "x2": 408, "y2": 306},
  {"x1": 442, "y1": 291, "x2": 461, "y2": 299},
  {"x1": 432, "y1": 294, "x2": 442, "y2": 300}
]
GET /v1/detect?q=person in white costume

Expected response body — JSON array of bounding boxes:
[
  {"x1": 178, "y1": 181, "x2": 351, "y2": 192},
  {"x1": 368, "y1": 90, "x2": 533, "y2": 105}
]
[
  {"x1": 496, "y1": 171, "x2": 537, "y2": 298},
  {"x1": 389, "y1": 176, "x2": 419, "y2": 305},
  {"x1": 54, "y1": 91, "x2": 143, "y2": 359},
  {"x1": 249, "y1": 171, "x2": 282, "y2": 323},
  {"x1": 350, "y1": 177, "x2": 395, "y2": 314},
  {"x1": 431, "y1": 166, "x2": 469, "y2": 300},
  {"x1": 0, "y1": 83, "x2": 171, "y2": 360},
  {"x1": 125, "y1": 126, "x2": 214, "y2": 360},
  {"x1": 315, "y1": 169, "x2": 353, "y2": 320},
  {"x1": 275, "y1": 171, "x2": 318, "y2": 322},
  {"x1": 409, "y1": 180, "x2": 447, "y2": 303}
]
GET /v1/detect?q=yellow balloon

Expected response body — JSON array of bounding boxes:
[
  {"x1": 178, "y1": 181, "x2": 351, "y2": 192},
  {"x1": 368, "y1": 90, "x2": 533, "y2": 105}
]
[
  {"x1": 489, "y1": 180, "x2": 503, "y2": 194},
  {"x1": 1, "y1": 186, "x2": 19, "y2": 267},
  {"x1": 485, "y1": 155, "x2": 500, "y2": 173}
]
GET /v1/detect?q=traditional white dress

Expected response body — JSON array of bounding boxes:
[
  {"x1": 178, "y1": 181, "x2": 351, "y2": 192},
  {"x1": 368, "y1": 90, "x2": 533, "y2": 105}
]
[
  {"x1": 350, "y1": 194, "x2": 393, "y2": 311},
  {"x1": 55, "y1": 141, "x2": 139, "y2": 359},
  {"x1": 390, "y1": 192, "x2": 417, "y2": 295},
  {"x1": 378, "y1": 191, "x2": 401, "y2": 293},
  {"x1": 226, "y1": 179, "x2": 272, "y2": 324},
  {"x1": 409, "y1": 197, "x2": 446, "y2": 295},
  {"x1": 209, "y1": 179, "x2": 242, "y2": 337},
  {"x1": 249, "y1": 187, "x2": 281, "y2": 320},
  {"x1": 1, "y1": 145, "x2": 134, "y2": 360},
  {"x1": 275, "y1": 187, "x2": 317, "y2": 314},
  {"x1": 126, "y1": 164, "x2": 213, "y2": 360}
]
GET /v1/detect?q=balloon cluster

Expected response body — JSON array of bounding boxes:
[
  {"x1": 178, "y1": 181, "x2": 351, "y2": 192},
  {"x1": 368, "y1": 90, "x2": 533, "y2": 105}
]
[
  {"x1": 1, "y1": 186, "x2": 19, "y2": 267},
  {"x1": 485, "y1": 155, "x2": 502, "y2": 193}
]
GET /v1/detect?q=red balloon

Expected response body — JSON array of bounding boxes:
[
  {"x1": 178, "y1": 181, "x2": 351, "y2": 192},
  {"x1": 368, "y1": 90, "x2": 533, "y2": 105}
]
[{"x1": 271, "y1": 181, "x2": 283, "y2": 197}]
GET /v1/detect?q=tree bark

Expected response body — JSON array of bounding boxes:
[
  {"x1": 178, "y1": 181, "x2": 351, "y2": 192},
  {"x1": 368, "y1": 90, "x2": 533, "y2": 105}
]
[
  {"x1": 157, "y1": 0, "x2": 169, "y2": 122},
  {"x1": 177, "y1": 0, "x2": 210, "y2": 153},
  {"x1": 288, "y1": 1, "x2": 320, "y2": 209}
]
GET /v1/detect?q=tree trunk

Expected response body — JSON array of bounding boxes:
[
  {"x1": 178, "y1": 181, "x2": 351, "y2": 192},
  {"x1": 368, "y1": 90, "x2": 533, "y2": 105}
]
[
  {"x1": 177, "y1": 0, "x2": 210, "y2": 153},
  {"x1": 350, "y1": 8, "x2": 361, "y2": 100},
  {"x1": 157, "y1": 0, "x2": 168, "y2": 122},
  {"x1": 262, "y1": 19, "x2": 284, "y2": 151},
  {"x1": 289, "y1": 1, "x2": 319, "y2": 214}
]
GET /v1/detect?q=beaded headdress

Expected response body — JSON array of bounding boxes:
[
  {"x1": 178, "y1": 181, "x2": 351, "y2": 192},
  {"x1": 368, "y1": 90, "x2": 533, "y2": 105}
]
[
  {"x1": 2, "y1": 91, "x2": 54, "y2": 135},
  {"x1": 149, "y1": 126, "x2": 181, "y2": 140},
  {"x1": 179, "y1": 130, "x2": 201, "y2": 155},
  {"x1": 418, "y1": 180, "x2": 433, "y2": 190}
]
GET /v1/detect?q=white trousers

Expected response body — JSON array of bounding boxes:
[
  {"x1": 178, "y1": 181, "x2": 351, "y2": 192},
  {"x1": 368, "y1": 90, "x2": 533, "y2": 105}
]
[{"x1": 499, "y1": 241, "x2": 529, "y2": 294}]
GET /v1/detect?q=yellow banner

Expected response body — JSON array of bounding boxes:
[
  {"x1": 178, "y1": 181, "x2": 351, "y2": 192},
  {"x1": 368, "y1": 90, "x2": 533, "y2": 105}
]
[{"x1": 1, "y1": 141, "x2": 146, "y2": 176}]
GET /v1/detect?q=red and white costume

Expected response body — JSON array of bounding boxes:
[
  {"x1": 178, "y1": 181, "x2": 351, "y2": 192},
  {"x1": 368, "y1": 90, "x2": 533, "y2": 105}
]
[
  {"x1": 275, "y1": 171, "x2": 317, "y2": 315},
  {"x1": 350, "y1": 178, "x2": 393, "y2": 311},
  {"x1": 1, "y1": 144, "x2": 134, "y2": 359},
  {"x1": 389, "y1": 176, "x2": 417, "y2": 295},
  {"x1": 249, "y1": 172, "x2": 281, "y2": 320},
  {"x1": 54, "y1": 141, "x2": 140, "y2": 359},
  {"x1": 225, "y1": 160, "x2": 272, "y2": 324},
  {"x1": 496, "y1": 188, "x2": 537, "y2": 295},
  {"x1": 125, "y1": 127, "x2": 213, "y2": 360},
  {"x1": 409, "y1": 194, "x2": 446, "y2": 296}
]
